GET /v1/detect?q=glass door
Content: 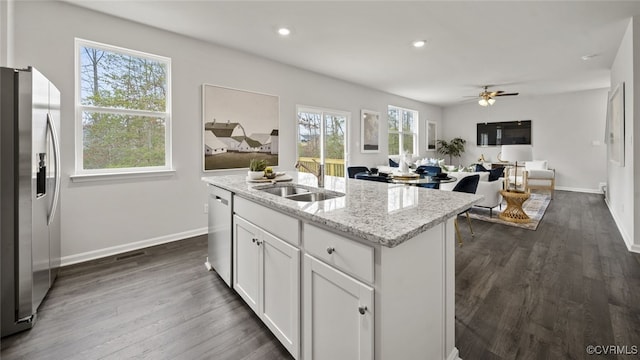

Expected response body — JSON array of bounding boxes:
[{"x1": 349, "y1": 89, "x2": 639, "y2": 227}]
[{"x1": 297, "y1": 106, "x2": 348, "y2": 178}]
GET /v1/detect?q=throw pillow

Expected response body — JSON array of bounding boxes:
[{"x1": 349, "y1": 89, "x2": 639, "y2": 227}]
[
  {"x1": 475, "y1": 164, "x2": 489, "y2": 172},
  {"x1": 488, "y1": 167, "x2": 505, "y2": 181},
  {"x1": 389, "y1": 158, "x2": 399, "y2": 167}
]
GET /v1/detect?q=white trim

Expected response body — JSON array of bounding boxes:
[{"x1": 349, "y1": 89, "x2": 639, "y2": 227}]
[
  {"x1": 60, "y1": 227, "x2": 207, "y2": 266},
  {"x1": 74, "y1": 38, "x2": 172, "y2": 175},
  {"x1": 70, "y1": 169, "x2": 175, "y2": 183},
  {"x1": 447, "y1": 347, "x2": 462, "y2": 360},
  {"x1": 387, "y1": 105, "x2": 419, "y2": 157},
  {"x1": 79, "y1": 105, "x2": 167, "y2": 118},
  {"x1": 554, "y1": 186, "x2": 603, "y2": 194},
  {"x1": 295, "y1": 105, "x2": 350, "y2": 174},
  {"x1": 604, "y1": 198, "x2": 637, "y2": 254}
]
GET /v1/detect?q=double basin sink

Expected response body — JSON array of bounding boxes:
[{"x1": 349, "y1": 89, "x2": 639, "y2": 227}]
[{"x1": 254, "y1": 183, "x2": 345, "y2": 202}]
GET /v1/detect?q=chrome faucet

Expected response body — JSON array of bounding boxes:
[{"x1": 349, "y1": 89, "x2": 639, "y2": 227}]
[{"x1": 295, "y1": 160, "x2": 325, "y2": 188}]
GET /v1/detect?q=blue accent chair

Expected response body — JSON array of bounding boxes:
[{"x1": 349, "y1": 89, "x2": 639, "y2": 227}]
[
  {"x1": 347, "y1": 166, "x2": 370, "y2": 179},
  {"x1": 415, "y1": 166, "x2": 442, "y2": 189},
  {"x1": 452, "y1": 174, "x2": 480, "y2": 247}
]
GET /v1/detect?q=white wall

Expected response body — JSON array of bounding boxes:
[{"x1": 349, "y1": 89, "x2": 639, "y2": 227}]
[
  {"x1": 13, "y1": 1, "x2": 442, "y2": 264},
  {"x1": 0, "y1": 0, "x2": 14, "y2": 66},
  {"x1": 635, "y1": 18, "x2": 640, "y2": 253},
  {"x1": 441, "y1": 89, "x2": 609, "y2": 193},
  {"x1": 609, "y1": 18, "x2": 638, "y2": 252}
]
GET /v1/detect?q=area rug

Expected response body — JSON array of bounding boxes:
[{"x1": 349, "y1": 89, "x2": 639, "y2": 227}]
[{"x1": 468, "y1": 193, "x2": 551, "y2": 230}]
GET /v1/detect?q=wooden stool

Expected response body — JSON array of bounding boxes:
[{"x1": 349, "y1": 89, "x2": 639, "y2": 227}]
[{"x1": 499, "y1": 190, "x2": 530, "y2": 223}]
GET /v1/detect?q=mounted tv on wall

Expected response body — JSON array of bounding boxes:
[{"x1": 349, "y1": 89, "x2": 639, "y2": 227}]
[{"x1": 477, "y1": 120, "x2": 531, "y2": 146}]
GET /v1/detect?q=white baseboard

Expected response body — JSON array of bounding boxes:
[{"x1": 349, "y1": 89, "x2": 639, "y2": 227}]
[
  {"x1": 447, "y1": 347, "x2": 462, "y2": 360},
  {"x1": 555, "y1": 186, "x2": 602, "y2": 194},
  {"x1": 604, "y1": 199, "x2": 638, "y2": 254},
  {"x1": 60, "y1": 227, "x2": 208, "y2": 267}
]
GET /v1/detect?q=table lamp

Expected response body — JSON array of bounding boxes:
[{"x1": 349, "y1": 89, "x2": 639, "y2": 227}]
[{"x1": 501, "y1": 144, "x2": 532, "y2": 192}]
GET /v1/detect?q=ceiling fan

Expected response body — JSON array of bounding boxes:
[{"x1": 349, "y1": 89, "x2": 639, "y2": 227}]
[{"x1": 472, "y1": 86, "x2": 519, "y2": 106}]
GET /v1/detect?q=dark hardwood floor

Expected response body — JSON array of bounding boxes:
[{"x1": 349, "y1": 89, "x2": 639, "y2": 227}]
[
  {"x1": 457, "y1": 190, "x2": 640, "y2": 359},
  {"x1": 1, "y1": 235, "x2": 292, "y2": 360},
  {"x1": 2, "y1": 190, "x2": 638, "y2": 359}
]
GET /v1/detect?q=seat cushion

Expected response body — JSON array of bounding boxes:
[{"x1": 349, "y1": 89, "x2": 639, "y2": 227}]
[
  {"x1": 527, "y1": 169, "x2": 554, "y2": 179},
  {"x1": 525, "y1": 160, "x2": 548, "y2": 170},
  {"x1": 528, "y1": 178, "x2": 553, "y2": 186}
]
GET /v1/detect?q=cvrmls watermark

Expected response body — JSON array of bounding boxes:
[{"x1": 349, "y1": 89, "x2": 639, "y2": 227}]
[{"x1": 586, "y1": 345, "x2": 638, "y2": 355}]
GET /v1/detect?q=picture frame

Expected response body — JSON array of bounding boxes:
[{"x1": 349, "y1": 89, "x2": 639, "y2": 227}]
[
  {"x1": 607, "y1": 82, "x2": 624, "y2": 166},
  {"x1": 427, "y1": 121, "x2": 437, "y2": 150},
  {"x1": 202, "y1": 84, "x2": 279, "y2": 171},
  {"x1": 361, "y1": 109, "x2": 380, "y2": 153}
]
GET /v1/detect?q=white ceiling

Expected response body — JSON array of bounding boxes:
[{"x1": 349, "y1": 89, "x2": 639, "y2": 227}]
[{"x1": 62, "y1": 0, "x2": 640, "y2": 107}]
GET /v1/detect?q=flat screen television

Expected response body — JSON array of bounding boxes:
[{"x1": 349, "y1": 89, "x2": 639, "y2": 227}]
[{"x1": 477, "y1": 120, "x2": 531, "y2": 146}]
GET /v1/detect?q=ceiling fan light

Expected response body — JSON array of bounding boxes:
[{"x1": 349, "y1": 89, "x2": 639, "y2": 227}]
[
  {"x1": 488, "y1": 98, "x2": 496, "y2": 105},
  {"x1": 479, "y1": 99, "x2": 488, "y2": 106}
]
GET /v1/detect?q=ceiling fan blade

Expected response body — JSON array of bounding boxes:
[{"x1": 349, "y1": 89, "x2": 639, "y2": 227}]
[{"x1": 494, "y1": 92, "x2": 519, "y2": 96}]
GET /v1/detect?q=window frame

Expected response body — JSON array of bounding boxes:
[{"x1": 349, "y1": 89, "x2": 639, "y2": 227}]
[
  {"x1": 387, "y1": 105, "x2": 419, "y2": 157},
  {"x1": 73, "y1": 38, "x2": 173, "y2": 179},
  {"x1": 296, "y1": 105, "x2": 350, "y2": 177}
]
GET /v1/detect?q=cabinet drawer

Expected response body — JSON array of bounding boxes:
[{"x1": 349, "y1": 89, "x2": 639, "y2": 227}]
[
  {"x1": 234, "y1": 196, "x2": 299, "y2": 246},
  {"x1": 304, "y1": 224, "x2": 374, "y2": 283}
]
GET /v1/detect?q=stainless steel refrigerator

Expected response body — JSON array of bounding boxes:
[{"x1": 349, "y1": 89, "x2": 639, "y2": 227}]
[{"x1": 1, "y1": 66, "x2": 61, "y2": 337}]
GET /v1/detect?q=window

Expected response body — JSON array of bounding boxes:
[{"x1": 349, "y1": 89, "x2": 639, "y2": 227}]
[
  {"x1": 388, "y1": 105, "x2": 418, "y2": 156},
  {"x1": 75, "y1": 39, "x2": 171, "y2": 175},
  {"x1": 296, "y1": 106, "x2": 349, "y2": 178}
]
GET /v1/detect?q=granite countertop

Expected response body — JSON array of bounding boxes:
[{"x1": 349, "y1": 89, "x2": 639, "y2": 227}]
[{"x1": 202, "y1": 172, "x2": 483, "y2": 248}]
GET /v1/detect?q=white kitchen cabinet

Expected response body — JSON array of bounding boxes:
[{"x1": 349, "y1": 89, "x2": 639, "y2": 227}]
[
  {"x1": 233, "y1": 215, "x2": 300, "y2": 359},
  {"x1": 303, "y1": 254, "x2": 374, "y2": 360},
  {"x1": 233, "y1": 215, "x2": 261, "y2": 313}
]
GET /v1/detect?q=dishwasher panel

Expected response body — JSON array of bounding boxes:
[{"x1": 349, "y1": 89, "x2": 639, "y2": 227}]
[{"x1": 207, "y1": 185, "x2": 233, "y2": 287}]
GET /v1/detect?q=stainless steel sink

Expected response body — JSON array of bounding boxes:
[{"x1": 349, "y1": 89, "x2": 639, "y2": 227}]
[
  {"x1": 254, "y1": 184, "x2": 344, "y2": 202},
  {"x1": 258, "y1": 185, "x2": 310, "y2": 197},
  {"x1": 285, "y1": 192, "x2": 344, "y2": 202}
]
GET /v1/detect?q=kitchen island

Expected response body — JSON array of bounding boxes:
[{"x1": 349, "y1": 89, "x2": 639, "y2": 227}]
[{"x1": 202, "y1": 172, "x2": 482, "y2": 360}]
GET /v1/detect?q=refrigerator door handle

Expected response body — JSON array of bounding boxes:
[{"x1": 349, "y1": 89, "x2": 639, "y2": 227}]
[{"x1": 47, "y1": 113, "x2": 61, "y2": 225}]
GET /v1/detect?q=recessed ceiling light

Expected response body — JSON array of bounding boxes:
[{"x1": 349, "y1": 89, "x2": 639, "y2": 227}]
[
  {"x1": 412, "y1": 40, "x2": 426, "y2": 48},
  {"x1": 581, "y1": 54, "x2": 597, "y2": 61},
  {"x1": 278, "y1": 28, "x2": 291, "y2": 36}
]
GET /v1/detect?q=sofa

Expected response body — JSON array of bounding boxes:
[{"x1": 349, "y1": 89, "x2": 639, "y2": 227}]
[{"x1": 440, "y1": 171, "x2": 504, "y2": 217}]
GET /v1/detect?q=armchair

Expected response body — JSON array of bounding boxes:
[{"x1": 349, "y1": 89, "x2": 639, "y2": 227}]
[
  {"x1": 504, "y1": 165, "x2": 528, "y2": 192},
  {"x1": 525, "y1": 160, "x2": 555, "y2": 199}
]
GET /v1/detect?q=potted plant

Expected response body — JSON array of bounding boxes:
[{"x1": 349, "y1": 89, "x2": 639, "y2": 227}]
[
  {"x1": 436, "y1": 137, "x2": 466, "y2": 165},
  {"x1": 248, "y1": 159, "x2": 268, "y2": 180}
]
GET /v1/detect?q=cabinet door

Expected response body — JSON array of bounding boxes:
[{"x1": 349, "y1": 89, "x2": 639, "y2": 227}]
[
  {"x1": 303, "y1": 254, "x2": 374, "y2": 360},
  {"x1": 261, "y1": 231, "x2": 300, "y2": 358},
  {"x1": 233, "y1": 215, "x2": 261, "y2": 314}
]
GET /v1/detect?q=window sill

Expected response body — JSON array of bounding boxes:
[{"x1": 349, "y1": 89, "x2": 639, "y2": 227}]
[{"x1": 70, "y1": 169, "x2": 176, "y2": 183}]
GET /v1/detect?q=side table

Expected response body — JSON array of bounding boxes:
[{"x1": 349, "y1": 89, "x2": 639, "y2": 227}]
[{"x1": 499, "y1": 190, "x2": 530, "y2": 223}]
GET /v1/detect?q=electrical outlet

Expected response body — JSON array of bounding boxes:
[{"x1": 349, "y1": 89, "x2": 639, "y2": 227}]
[{"x1": 204, "y1": 203, "x2": 209, "y2": 214}]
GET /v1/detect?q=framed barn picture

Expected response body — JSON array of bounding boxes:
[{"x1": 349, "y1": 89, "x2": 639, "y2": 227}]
[{"x1": 202, "y1": 84, "x2": 279, "y2": 171}]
